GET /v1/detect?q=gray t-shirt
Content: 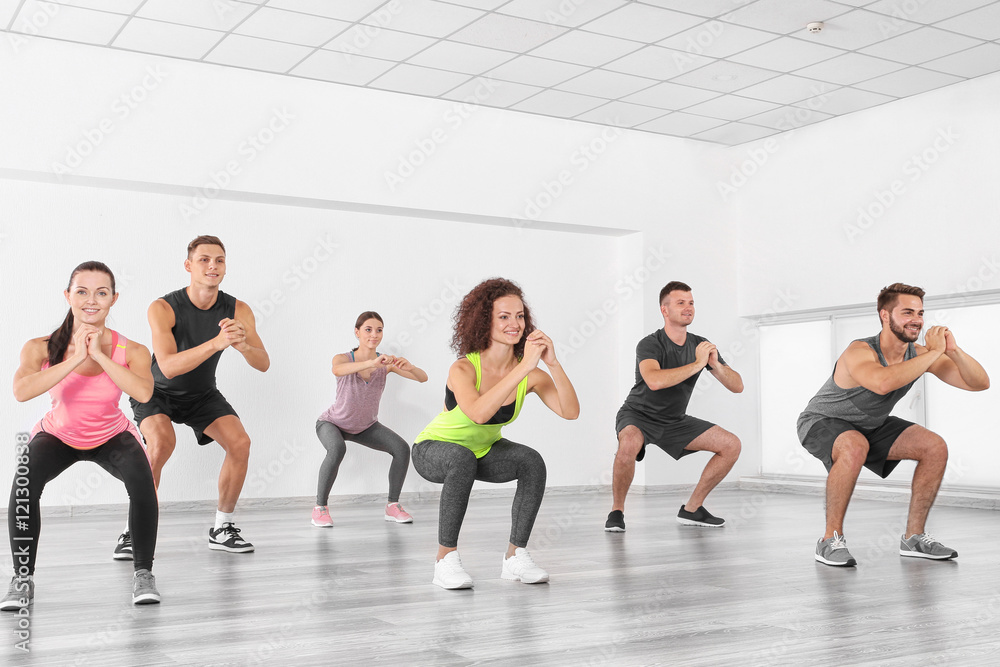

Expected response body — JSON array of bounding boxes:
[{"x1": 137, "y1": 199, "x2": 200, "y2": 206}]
[
  {"x1": 620, "y1": 329, "x2": 724, "y2": 425},
  {"x1": 797, "y1": 334, "x2": 917, "y2": 440}
]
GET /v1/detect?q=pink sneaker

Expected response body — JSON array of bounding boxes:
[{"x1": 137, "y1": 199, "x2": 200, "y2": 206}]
[
  {"x1": 311, "y1": 506, "x2": 333, "y2": 528},
  {"x1": 384, "y1": 502, "x2": 413, "y2": 523}
]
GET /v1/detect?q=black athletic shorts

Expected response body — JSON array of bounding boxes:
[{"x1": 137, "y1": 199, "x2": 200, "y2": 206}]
[
  {"x1": 130, "y1": 387, "x2": 238, "y2": 446},
  {"x1": 800, "y1": 416, "x2": 915, "y2": 479},
  {"x1": 615, "y1": 407, "x2": 715, "y2": 462}
]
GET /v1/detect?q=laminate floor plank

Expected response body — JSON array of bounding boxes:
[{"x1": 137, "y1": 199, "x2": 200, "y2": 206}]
[{"x1": 2, "y1": 489, "x2": 999, "y2": 665}]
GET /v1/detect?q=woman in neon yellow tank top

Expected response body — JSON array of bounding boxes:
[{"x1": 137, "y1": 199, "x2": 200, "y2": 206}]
[{"x1": 413, "y1": 278, "x2": 579, "y2": 590}]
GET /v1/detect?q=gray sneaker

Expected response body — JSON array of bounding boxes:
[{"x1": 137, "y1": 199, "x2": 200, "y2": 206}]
[
  {"x1": 900, "y1": 533, "x2": 957, "y2": 560},
  {"x1": 815, "y1": 532, "x2": 857, "y2": 567},
  {"x1": 132, "y1": 569, "x2": 161, "y2": 605},
  {"x1": 0, "y1": 576, "x2": 34, "y2": 611}
]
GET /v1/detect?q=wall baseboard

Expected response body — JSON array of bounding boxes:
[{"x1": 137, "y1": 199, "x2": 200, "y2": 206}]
[
  {"x1": 739, "y1": 475, "x2": 1000, "y2": 511},
  {"x1": 3, "y1": 482, "x2": 743, "y2": 517}
]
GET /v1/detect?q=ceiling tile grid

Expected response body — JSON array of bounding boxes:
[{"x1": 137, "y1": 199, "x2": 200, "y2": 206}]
[{"x1": 3, "y1": 0, "x2": 1000, "y2": 146}]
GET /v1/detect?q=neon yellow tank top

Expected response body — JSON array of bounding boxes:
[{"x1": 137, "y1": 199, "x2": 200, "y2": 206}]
[{"x1": 416, "y1": 352, "x2": 529, "y2": 458}]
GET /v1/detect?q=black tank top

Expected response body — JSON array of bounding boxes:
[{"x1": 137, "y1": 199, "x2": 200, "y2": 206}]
[{"x1": 151, "y1": 288, "x2": 237, "y2": 397}]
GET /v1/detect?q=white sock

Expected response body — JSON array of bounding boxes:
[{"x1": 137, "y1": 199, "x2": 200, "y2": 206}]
[
  {"x1": 123, "y1": 519, "x2": 130, "y2": 534},
  {"x1": 215, "y1": 511, "x2": 234, "y2": 530}
]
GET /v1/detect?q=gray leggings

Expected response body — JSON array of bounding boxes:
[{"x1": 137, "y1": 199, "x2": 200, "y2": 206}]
[
  {"x1": 315, "y1": 420, "x2": 410, "y2": 506},
  {"x1": 412, "y1": 438, "x2": 546, "y2": 549}
]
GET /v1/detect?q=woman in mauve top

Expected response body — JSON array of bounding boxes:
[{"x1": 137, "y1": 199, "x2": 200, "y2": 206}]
[
  {"x1": 312, "y1": 311, "x2": 427, "y2": 527},
  {"x1": 412, "y1": 278, "x2": 579, "y2": 590},
  {"x1": 2, "y1": 261, "x2": 160, "y2": 611}
]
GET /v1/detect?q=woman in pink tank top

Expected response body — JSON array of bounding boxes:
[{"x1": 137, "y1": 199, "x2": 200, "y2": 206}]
[
  {"x1": 1, "y1": 261, "x2": 161, "y2": 612},
  {"x1": 311, "y1": 311, "x2": 428, "y2": 528}
]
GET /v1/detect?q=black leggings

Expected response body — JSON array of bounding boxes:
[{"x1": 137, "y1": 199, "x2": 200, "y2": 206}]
[
  {"x1": 8, "y1": 431, "x2": 158, "y2": 573},
  {"x1": 412, "y1": 439, "x2": 546, "y2": 549}
]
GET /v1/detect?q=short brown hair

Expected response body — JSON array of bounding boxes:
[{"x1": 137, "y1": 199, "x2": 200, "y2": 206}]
[
  {"x1": 877, "y1": 282, "x2": 925, "y2": 316},
  {"x1": 451, "y1": 278, "x2": 534, "y2": 358},
  {"x1": 659, "y1": 281, "x2": 692, "y2": 305},
  {"x1": 187, "y1": 235, "x2": 226, "y2": 258}
]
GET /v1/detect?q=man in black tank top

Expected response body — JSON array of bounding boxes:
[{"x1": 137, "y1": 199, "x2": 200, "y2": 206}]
[
  {"x1": 606, "y1": 282, "x2": 745, "y2": 533},
  {"x1": 120, "y1": 235, "x2": 270, "y2": 556},
  {"x1": 798, "y1": 283, "x2": 988, "y2": 567}
]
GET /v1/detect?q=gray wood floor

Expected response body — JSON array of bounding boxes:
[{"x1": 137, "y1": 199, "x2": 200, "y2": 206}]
[{"x1": 2, "y1": 488, "x2": 1000, "y2": 666}]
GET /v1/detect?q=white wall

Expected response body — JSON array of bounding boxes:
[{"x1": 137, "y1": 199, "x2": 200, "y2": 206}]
[
  {"x1": 729, "y1": 71, "x2": 1000, "y2": 486},
  {"x1": 0, "y1": 37, "x2": 748, "y2": 507}
]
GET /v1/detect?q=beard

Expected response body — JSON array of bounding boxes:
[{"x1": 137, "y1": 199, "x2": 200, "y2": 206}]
[{"x1": 889, "y1": 315, "x2": 920, "y2": 343}]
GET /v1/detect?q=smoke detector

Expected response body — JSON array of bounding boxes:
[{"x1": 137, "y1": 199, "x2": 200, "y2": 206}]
[{"x1": 807, "y1": 22, "x2": 824, "y2": 33}]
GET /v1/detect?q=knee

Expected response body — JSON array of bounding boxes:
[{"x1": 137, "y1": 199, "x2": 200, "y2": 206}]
[
  {"x1": 922, "y1": 434, "x2": 949, "y2": 466},
  {"x1": 615, "y1": 429, "x2": 643, "y2": 463},
  {"x1": 521, "y1": 448, "x2": 546, "y2": 478},
  {"x1": 145, "y1": 433, "x2": 175, "y2": 464},
  {"x1": 222, "y1": 434, "x2": 252, "y2": 462},
  {"x1": 721, "y1": 433, "x2": 741, "y2": 461},
  {"x1": 833, "y1": 434, "x2": 868, "y2": 470}
]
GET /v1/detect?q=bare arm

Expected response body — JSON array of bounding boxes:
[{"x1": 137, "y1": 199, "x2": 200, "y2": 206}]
[
  {"x1": 12, "y1": 331, "x2": 90, "y2": 402},
  {"x1": 926, "y1": 329, "x2": 990, "y2": 391},
  {"x1": 91, "y1": 336, "x2": 154, "y2": 403},
  {"x1": 388, "y1": 357, "x2": 428, "y2": 383},
  {"x1": 150, "y1": 299, "x2": 228, "y2": 379},
  {"x1": 707, "y1": 347, "x2": 743, "y2": 393},
  {"x1": 450, "y1": 346, "x2": 542, "y2": 425},
  {"x1": 526, "y1": 331, "x2": 579, "y2": 419},
  {"x1": 839, "y1": 327, "x2": 947, "y2": 395},
  {"x1": 638, "y1": 341, "x2": 714, "y2": 391},
  {"x1": 230, "y1": 301, "x2": 269, "y2": 372}
]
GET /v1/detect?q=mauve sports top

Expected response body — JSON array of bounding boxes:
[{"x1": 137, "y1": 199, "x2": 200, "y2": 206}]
[{"x1": 318, "y1": 351, "x2": 388, "y2": 434}]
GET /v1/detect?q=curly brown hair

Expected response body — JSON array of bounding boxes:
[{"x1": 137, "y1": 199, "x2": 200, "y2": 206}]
[{"x1": 451, "y1": 278, "x2": 534, "y2": 358}]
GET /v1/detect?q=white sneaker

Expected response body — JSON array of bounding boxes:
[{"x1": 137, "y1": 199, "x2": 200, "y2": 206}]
[
  {"x1": 501, "y1": 548, "x2": 549, "y2": 584},
  {"x1": 433, "y1": 551, "x2": 473, "y2": 590}
]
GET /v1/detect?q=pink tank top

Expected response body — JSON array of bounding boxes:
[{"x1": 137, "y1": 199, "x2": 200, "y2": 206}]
[
  {"x1": 318, "y1": 351, "x2": 387, "y2": 434},
  {"x1": 32, "y1": 330, "x2": 143, "y2": 450}
]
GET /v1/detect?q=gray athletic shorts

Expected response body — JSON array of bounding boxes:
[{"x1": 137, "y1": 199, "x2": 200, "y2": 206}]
[
  {"x1": 615, "y1": 407, "x2": 715, "y2": 462},
  {"x1": 799, "y1": 416, "x2": 915, "y2": 479}
]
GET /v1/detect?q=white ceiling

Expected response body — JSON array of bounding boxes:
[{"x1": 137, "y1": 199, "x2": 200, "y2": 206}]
[{"x1": 3, "y1": 0, "x2": 1000, "y2": 145}]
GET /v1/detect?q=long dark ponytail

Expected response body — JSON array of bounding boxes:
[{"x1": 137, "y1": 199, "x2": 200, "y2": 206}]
[
  {"x1": 351, "y1": 311, "x2": 383, "y2": 352},
  {"x1": 47, "y1": 261, "x2": 116, "y2": 364}
]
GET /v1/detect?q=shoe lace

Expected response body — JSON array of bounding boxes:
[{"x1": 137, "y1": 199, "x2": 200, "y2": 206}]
[
  {"x1": 223, "y1": 523, "x2": 242, "y2": 538},
  {"x1": 515, "y1": 550, "x2": 536, "y2": 567},
  {"x1": 830, "y1": 533, "x2": 848, "y2": 549},
  {"x1": 317, "y1": 507, "x2": 330, "y2": 517},
  {"x1": 916, "y1": 532, "x2": 939, "y2": 545}
]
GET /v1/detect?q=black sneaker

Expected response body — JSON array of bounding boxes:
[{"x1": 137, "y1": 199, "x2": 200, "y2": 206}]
[
  {"x1": 208, "y1": 523, "x2": 255, "y2": 553},
  {"x1": 114, "y1": 531, "x2": 134, "y2": 561},
  {"x1": 605, "y1": 510, "x2": 626, "y2": 532},
  {"x1": 676, "y1": 505, "x2": 725, "y2": 527}
]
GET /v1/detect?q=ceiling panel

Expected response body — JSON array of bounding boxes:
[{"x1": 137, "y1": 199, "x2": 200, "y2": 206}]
[
  {"x1": 511, "y1": 89, "x2": 607, "y2": 116},
  {"x1": 112, "y1": 17, "x2": 223, "y2": 60},
  {"x1": 498, "y1": 0, "x2": 627, "y2": 29},
  {"x1": 4, "y1": 0, "x2": 1000, "y2": 146},
  {"x1": 205, "y1": 33, "x2": 313, "y2": 73},
  {"x1": 291, "y1": 49, "x2": 395, "y2": 85}
]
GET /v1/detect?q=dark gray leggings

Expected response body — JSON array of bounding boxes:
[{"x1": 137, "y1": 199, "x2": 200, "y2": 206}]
[
  {"x1": 315, "y1": 420, "x2": 410, "y2": 506},
  {"x1": 412, "y1": 438, "x2": 546, "y2": 549}
]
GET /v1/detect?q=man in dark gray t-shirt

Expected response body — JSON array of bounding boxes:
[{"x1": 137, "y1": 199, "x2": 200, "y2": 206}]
[
  {"x1": 798, "y1": 283, "x2": 989, "y2": 568},
  {"x1": 605, "y1": 281, "x2": 744, "y2": 533}
]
